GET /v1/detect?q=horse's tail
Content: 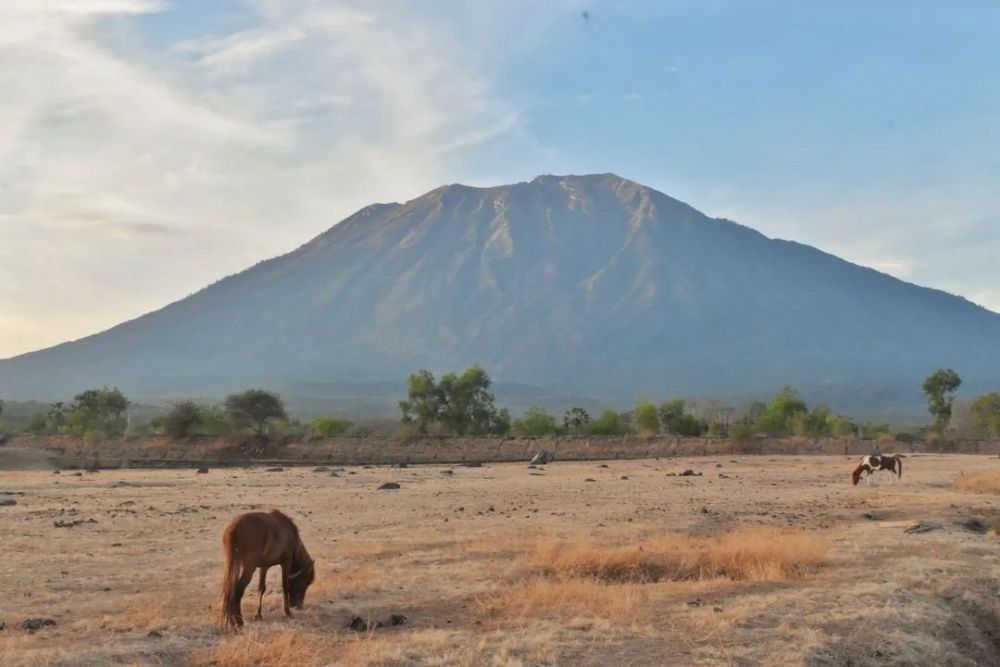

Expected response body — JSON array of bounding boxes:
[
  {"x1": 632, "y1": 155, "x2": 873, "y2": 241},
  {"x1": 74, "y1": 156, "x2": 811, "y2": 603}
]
[{"x1": 219, "y1": 531, "x2": 242, "y2": 629}]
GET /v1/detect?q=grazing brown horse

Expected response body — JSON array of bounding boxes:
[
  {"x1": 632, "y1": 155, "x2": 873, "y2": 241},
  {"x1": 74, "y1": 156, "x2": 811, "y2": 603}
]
[
  {"x1": 220, "y1": 509, "x2": 315, "y2": 630},
  {"x1": 852, "y1": 454, "x2": 903, "y2": 486}
]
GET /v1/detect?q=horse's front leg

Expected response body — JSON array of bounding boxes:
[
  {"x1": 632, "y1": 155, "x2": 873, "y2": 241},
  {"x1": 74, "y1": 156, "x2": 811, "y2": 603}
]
[
  {"x1": 280, "y1": 564, "x2": 293, "y2": 617},
  {"x1": 254, "y1": 566, "x2": 269, "y2": 621}
]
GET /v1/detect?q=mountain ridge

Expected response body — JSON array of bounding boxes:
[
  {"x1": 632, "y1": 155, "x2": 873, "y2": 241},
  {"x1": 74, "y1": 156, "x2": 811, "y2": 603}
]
[{"x1": 2, "y1": 173, "x2": 998, "y2": 416}]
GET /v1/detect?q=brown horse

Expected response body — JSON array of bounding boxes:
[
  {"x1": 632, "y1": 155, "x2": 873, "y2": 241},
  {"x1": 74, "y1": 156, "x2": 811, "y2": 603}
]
[{"x1": 220, "y1": 509, "x2": 316, "y2": 630}]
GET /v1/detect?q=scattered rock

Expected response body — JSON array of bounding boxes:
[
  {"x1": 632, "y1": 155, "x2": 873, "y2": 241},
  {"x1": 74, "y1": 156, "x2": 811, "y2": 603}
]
[
  {"x1": 0, "y1": 498, "x2": 17, "y2": 507},
  {"x1": 312, "y1": 466, "x2": 330, "y2": 473},
  {"x1": 680, "y1": 469, "x2": 702, "y2": 477},
  {"x1": 598, "y1": 464, "x2": 609, "y2": 468},
  {"x1": 584, "y1": 478, "x2": 597, "y2": 482},
  {"x1": 386, "y1": 614, "x2": 407, "y2": 626},
  {"x1": 463, "y1": 461, "x2": 483, "y2": 468},
  {"x1": 265, "y1": 467, "x2": 284, "y2": 472},
  {"x1": 147, "y1": 629, "x2": 163, "y2": 639},
  {"x1": 862, "y1": 512, "x2": 880, "y2": 521},
  {"x1": 713, "y1": 607, "x2": 723, "y2": 613},
  {"x1": 441, "y1": 470, "x2": 454, "y2": 475},
  {"x1": 329, "y1": 472, "x2": 340, "y2": 477},
  {"x1": 348, "y1": 616, "x2": 369, "y2": 632},
  {"x1": 196, "y1": 467, "x2": 209, "y2": 474},
  {"x1": 0, "y1": 620, "x2": 5, "y2": 631},
  {"x1": 72, "y1": 472, "x2": 83, "y2": 477},
  {"x1": 715, "y1": 463, "x2": 723, "y2": 468},
  {"x1": 527, "y1": 465, "x2": 537, "y2": 470},
  {"x1": 904, "y1": 522, "x2": 942, "y2": 534},
  {"x1": 666, "y1": 473, "x2": 676, "y2": 477},
  {"x1": 620, "y1": 476, "x2": 629, "y2": 480},
  {"x1": 960, "y1": 518, "x2": 988, "y2": 534},
  {"x1": 20, "y1": 618, "x2": 56, "y2": 633},
  {"x1": 529, "y1": 451, "x2": 553, "y2": 465},
  {"x1": 52, "y1": 470, "x2": 61, "y2": 475},
  {"x1": 701, "y1": 507, "x2": 710, "y2": 514},
  {"x1": 54, "y1": 518, "x2": 97, "y2": 528},
  {"x1": 378, "y1": 482, "x2": 401, "y2": 490}
]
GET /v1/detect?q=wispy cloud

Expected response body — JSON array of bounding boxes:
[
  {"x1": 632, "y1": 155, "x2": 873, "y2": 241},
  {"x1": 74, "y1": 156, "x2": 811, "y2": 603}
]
[{"x1": 0, "y1": 0, "x2": 576, "y2": 358}]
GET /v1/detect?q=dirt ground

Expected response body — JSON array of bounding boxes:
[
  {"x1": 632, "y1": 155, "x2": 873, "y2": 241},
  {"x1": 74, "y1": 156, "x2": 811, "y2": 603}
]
[{"x1": 2, "y1": 454, "x2": 1000, "y2": 666}]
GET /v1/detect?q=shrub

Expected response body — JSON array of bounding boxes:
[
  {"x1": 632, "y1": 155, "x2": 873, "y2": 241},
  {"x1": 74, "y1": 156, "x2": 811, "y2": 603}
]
[
  {"x1": 633, "y1": 399, "x2": 660, "y2": 434},
  {"x1": 513, "y1": 407, "x2": 558, "y2": 436},
  {"x1": 163, "y1": 401, "x2": 203, "y2": 439},
  {"x1": 587, "y1": 410, "x2": 630, "y2": 436},
  {"x1": 312, "y1": 416, "x2": 353, "y2": 437}
]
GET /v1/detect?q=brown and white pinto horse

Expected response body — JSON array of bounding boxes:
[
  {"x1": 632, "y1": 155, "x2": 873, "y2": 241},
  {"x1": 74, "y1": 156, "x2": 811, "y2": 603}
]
[
  {"x1": 852, "y1": 454, "x2": 903, "y2": 486},
  {"x1": 220, "y1": 509, "x2": 316, "y2": 630}
]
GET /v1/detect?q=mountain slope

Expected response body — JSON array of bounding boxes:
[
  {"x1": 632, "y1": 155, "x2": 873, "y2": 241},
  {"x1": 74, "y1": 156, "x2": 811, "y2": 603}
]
[{"x1": 2, "y1": 173, "x2": 998, "y2": 413}]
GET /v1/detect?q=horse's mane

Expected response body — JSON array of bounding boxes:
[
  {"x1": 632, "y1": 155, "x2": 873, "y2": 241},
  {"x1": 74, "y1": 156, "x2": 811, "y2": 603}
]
[{"x1": 268, "y1": 509, "x2": 301, "y2": 539}]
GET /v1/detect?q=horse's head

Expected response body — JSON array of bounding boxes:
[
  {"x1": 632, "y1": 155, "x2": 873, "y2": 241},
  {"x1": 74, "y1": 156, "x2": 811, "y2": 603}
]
[
  {"x1": 851, "y1": 463, "x2": 866, "y2": 486},
  {"x1": 287, "y1": 559, "x2": 315, "y2": 609}
]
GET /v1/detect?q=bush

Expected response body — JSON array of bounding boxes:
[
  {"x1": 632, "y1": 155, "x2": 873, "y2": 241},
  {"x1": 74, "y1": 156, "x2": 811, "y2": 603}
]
[
  {"x1": 587, "y1": 410, "x2": 630, "y2": 436},
  {"x1": 163, "y1": 401, "x2": 203, "y2": 439},
  {"x1": 513, "y1": 407, "x2": 558, "y2": 436},
  {"x1": 312, "y1": 416, "x2": 353, "y2": 437},
  {"x1": 633, "y1": 399, "x2": 660, "y2": 434}
]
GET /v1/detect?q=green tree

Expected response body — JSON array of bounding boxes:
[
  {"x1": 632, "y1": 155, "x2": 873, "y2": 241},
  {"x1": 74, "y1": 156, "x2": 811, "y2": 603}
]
[
  {"x1": 399, "y1": 369, "x2": 440, "y2": 434},
  {"x1": 514, "y1": 407, "x2": 557, "y2": 436},
  {"x1": 312, "y1": 416, "x2": 354, "y2": 437},
  {"x1": 970, "y1": 393, "x2": 1000, "y2": 437},
  {"x1": 67, "y1": 387, "x2": 130, "y2": 437},
  {"x1": 633, "y1": 398, "x2": 660, "y2": 434},
  {"x1": 587, "y1": 410, "x2": 630, "y2": 436},
  {"x1": 923, "y1": 369, "x2": 962, "y2": 433},
  {"x1": 658, "y1": 398, "x2": 686, "y2": 434},
  {"x1": 757, "y1": 387, "x2": 807, "y2": 436},
  {"x1": 162, "y1": 401, "x2": 203, "y2": 439},
  {"x1": 224, "y1": 389, "x2": 287, "y2": 438},
  {"x1": 563, "y1": 407, "x2": 590, "y2": 433},
  {"x1": 398, "y1": 365, "x2": 509, "y2": 435}
]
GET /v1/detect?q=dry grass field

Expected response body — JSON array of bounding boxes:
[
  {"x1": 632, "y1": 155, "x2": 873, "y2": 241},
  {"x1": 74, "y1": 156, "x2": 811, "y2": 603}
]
[{"x1": 3, "y1": 453, "x2": 1000, "y2": 666}]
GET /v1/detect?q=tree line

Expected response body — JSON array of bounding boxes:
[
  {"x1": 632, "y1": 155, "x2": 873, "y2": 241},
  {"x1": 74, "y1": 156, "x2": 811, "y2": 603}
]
[{"x1": 1, "y1": 366, "x2": 998, "y2": 441}]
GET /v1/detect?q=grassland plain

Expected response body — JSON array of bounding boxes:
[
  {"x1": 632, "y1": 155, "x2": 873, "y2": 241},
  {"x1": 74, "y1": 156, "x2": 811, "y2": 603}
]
[{"x1": 2, "y1": 454, "x2": 1000, "y2": 666}]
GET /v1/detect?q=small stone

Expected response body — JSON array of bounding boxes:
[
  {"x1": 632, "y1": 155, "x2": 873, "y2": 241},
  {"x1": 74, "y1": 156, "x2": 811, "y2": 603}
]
[
  {"x1": 147, "y1": 629, "x2": 163, "y2": 638},
  {"x1": 265, "y1": 467, "x2": 284, "y2": 472},
  {"x1": 20, "y1": 618, "x2": 56, "y2": 633},
  {"x1": 196, "y1": 467, "x2": 209, "y2": 474},
  {"x1": 312, "y1": 466, "x2": 330, "y2": 472},
  {"x1": 378, "y1": 482, "x2": 401, "y2": 490},
  {"x1": 386, "y1": 614, "x2": 407, "y2": 626},
  {"x1": 584, "y1": 478, "x2": 596, "y2": 482}
]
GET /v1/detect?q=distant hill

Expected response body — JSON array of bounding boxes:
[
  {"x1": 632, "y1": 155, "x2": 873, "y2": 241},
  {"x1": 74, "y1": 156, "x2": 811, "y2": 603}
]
[{"x1": 2, "y1": 173, "x2": 998, "y2": 417}]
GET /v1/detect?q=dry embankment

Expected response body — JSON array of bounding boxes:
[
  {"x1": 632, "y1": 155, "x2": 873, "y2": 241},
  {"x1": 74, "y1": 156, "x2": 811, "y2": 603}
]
[{"x1": 3, "y1": 433, "x2": 999, "y2": 469}]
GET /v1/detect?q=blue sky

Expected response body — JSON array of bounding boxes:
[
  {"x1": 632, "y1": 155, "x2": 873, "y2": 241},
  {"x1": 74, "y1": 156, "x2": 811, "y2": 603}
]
[{"x1": 1, "y1": 1, "x2": 998, "y2": 358}]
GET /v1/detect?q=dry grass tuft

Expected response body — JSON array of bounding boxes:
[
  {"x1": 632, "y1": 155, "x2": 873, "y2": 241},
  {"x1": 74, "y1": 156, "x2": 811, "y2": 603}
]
[
  {"x1": 195, "y1": 629, "x2": 333, "y2": 667},
  {"x1": 477, "y1": 576, "x2": 652, "y2": 624},
  {"x1": 530, "y1": 527, "x2": 831, "y2": 584},
  {"x1": 954, "y1": 469, "x2": 1000, "y2": 494}
]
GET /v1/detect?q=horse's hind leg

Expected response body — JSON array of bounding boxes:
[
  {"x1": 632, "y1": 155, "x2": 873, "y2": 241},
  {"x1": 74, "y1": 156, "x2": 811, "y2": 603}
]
[
  {"x1": 232, "y1": 567, "x2": 254, "y2": 628},
  {"x1": 254, "y1": 566, "x2": 269, "y2": 621}
]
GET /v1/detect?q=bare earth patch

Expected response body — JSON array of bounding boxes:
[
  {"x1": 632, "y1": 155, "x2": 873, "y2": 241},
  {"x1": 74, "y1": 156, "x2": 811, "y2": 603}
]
[{"x1": 2, "y1": 454, "x2": 1000, "y2": 665}]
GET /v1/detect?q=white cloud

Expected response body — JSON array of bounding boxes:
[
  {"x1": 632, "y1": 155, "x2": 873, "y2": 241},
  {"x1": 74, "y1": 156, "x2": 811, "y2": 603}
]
[{"x1": 0, "y1": 1, "x2": 576, "y2": 358}]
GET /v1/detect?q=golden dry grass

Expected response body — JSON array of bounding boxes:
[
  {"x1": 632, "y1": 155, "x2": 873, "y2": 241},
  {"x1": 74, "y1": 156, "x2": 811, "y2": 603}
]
[
  {"x1": 528, "y1": 527, "x2": 832, "y2": 584},
  {"x1": 954, "y1": 468, "x2": 1000, "y2": 494},
  {"x1": 2, "y1": 454, "x2": 1000, "y2": 666}
]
